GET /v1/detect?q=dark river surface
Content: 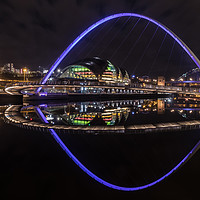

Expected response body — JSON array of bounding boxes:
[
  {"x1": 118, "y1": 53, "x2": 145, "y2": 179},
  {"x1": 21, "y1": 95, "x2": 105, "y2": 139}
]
[{"x1": 1, "y1": 97, "x2": 200, "y2": 199}]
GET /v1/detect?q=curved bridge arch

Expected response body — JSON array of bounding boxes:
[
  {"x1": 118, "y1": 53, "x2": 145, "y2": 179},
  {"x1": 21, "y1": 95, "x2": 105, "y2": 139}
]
[
  {"x1": 35, "y1": 107, "x2": 200, "y2": 191},
  {"x1": 41, "y1": 13, "x2": 200, "y2": 84}
]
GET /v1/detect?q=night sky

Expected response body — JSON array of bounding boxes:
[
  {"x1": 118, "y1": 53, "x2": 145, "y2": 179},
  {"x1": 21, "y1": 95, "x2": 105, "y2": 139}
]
[{"x1": 1, "y1": 0, "x2": 200, "y2": 77}]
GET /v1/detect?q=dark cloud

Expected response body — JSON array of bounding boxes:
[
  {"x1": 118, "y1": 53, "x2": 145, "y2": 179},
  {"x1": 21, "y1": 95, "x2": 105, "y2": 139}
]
[
  {"x1": 0, "y1": 0, "x2": 15, "y2": 10},
  {"x1": 29, "y1": 8, "x2": 56, "y2": 32}
]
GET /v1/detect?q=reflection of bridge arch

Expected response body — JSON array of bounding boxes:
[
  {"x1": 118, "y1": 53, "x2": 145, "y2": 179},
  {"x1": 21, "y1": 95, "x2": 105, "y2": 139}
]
[
  {"x1": 5, "y1": 105, "x2": 200, "y2": 191},
  {"x1": 35, "y1": 107, "x2": 200, "y2": 191},
  {"x1": 41, "y1": 13, "x2": 200, "y2": 85}
]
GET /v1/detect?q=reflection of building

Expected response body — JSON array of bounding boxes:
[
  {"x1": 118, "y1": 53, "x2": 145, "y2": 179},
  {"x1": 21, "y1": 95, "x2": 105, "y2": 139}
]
[
  {"x1": 157, "y1": 76, "x2": 165, "y2": 86},
  {"x1": 21, "y1": 101, "x2": 132, "y2": 126},
  {"x1": 57, "y1": 57, "x2": 130, "y2": 86},
  {"x1": 157, "y1": 99, "x2": 165, "y2": 114}
]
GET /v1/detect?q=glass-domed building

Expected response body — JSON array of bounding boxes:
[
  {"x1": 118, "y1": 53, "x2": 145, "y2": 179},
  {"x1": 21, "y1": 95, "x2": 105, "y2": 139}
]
[{"x1": 57, "y1": 57, "x2": 130, "y2": 86}]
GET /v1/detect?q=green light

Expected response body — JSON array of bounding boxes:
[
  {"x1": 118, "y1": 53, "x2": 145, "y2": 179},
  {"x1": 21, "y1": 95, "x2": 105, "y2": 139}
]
[{"x1": 72, "y1": 120, "x2": 90, "y2": 125}]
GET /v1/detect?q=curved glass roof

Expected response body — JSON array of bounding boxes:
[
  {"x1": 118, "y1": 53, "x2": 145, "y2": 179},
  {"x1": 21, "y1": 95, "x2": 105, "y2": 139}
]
[{"x1": 58, "y1": 57, "x2": 130, "y2": 83}]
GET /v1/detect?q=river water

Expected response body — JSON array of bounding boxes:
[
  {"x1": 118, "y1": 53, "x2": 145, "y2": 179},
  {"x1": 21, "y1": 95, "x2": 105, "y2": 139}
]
[{"x1": 1, "y1": 97, "x2": 200, "y2": 199}]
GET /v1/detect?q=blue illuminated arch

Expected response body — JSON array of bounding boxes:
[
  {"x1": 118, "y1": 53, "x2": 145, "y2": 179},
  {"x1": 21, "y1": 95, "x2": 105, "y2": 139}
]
[
  {"x1": 41, "y1": 13, "x2": 200, "y2": 85},
  {"x1": 35, "y1": 107, "x2": 200, "y2": 191}
]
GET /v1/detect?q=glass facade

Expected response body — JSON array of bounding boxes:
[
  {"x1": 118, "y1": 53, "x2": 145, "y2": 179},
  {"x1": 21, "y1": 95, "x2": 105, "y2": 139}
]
[
  {"x1": 60, "y1": 65, "x2": 97, "y2": 80},
  {"x1": 123, "y1": 70, "x2": 130, "y2": 85},
  {"x1": 68, "y1": 113, "x2": 96, "y2": 126},
  {"x1": 101, "y1": 61, "x2": 118, "y2": 82},
  {"x1": 59, "y1": 58, "x2": 130, "y2": 85}
]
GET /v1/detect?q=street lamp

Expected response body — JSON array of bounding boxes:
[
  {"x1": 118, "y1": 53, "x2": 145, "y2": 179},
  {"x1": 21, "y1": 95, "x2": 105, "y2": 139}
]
[{"x1": 23, "y1": 68, "x2": 27, "y2": 82}]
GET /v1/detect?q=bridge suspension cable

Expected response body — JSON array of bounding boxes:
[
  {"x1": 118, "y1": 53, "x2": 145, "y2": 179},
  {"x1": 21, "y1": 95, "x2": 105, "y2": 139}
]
[
  {"x1": 98, "y1": 17, "x2": 131, "y2": 56},
  {"x1": 164, "y1": 39, "x2": 176, "y2": 77},
  {"x1": 40, "y1": 13, "x2": 200, "y2": 86},
  {"x1": 109, "y1": 18, "x2": 141, "y2": 60},
  {"x1": 134, "y1": 25, "x2": 159, "y2": 74},
  {"x1": 148, "y1": 32, "x2": 167, "y2": 76},
  {"x1": 119, "y1": 21, "x2": 150, "y2": 69},
  {"x1": 85, "y1": 18, "x2": 120, "y2": 58}
]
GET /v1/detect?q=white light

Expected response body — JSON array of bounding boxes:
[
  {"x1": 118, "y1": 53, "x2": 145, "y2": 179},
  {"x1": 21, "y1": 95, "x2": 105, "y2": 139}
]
[{"x1": 43, "y1": 70, "x2": 48, "y2": 73}]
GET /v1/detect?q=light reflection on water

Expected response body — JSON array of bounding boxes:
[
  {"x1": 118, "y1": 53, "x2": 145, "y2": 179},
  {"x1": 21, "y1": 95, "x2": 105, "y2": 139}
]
[
  {"x1": 19, "y1": 98, "x2": 200, "y2": 126},
  {"x1": 2, "y1": 98, "x2": 200, "y2": 190}
]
